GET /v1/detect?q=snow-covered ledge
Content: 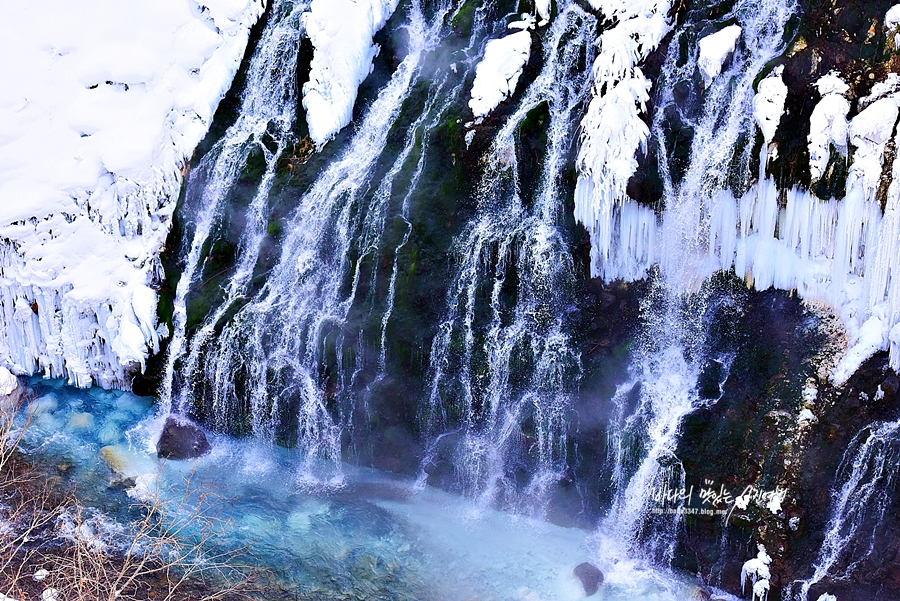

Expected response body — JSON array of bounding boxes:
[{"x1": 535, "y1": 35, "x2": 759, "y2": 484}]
[{"x1": 0, "y1": 0, "x2": 266, "y2": 388}]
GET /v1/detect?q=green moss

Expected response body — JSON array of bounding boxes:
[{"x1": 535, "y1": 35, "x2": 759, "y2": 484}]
[{"x1": 451, "y1": 0, "x2": 481, "y2": 36}]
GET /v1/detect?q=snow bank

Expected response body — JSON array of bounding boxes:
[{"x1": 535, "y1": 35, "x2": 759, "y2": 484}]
[
  {"x1": 468, "y1": 27, "x2": 532, "y2": 119},
  {"x1": 301, "y1": 0, "x2": 400, "y2": 145},
  {"x1": 0, "y1": 0, "x2": 265, "y2": 388},
  {"x1": 574, "y1": 0, "x2": 672, "y2": 280},
  {"x1": 698, "y1": 25, "x2": 742, "y2": 87}
]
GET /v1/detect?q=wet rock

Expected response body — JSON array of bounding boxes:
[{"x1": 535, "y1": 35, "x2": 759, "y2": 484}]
[
  {"x1": 882, "y1": 374, "x2": 899, "y2": 396},
  {"x1": 99, "y1": 445, "x2": 133, "y2": 478},
  {"x1": 573, "y1": 562, "x2": 603, "y2": 596},
  {"x1": 689, "y1": 586, "x2": 712, "y2": 600},
  {"x1": 156, "y1": 415, "x2": 211, "y2": 460}
]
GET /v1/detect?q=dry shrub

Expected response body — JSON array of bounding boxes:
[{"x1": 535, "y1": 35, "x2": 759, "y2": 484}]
[{"x1": 0, "y1": 385, "x2": 262, "y2": 601}]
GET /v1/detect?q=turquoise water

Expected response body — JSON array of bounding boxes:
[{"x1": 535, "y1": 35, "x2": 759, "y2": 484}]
[{"x1": 17, "y1": 379, "x2": 703, "y2": 600}]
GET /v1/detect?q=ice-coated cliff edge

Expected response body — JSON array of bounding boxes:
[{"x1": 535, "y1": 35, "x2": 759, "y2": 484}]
[{"x1": 0, "y1": 0, "x2": 266, "y2": 388}]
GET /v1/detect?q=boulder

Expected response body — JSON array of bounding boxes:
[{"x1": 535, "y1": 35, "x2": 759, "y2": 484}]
[
  {"x1": 156, "y1": 416, "x2": 211, "y2": 460},
  {"x1": 573, "y1": 562, "x2": 603, "y2": 596}
]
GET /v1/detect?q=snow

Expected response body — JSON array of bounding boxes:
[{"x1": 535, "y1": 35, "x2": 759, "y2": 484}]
[
  {"x1": 301, "y1": 0, "x2": 401, "y2": 145},
  {"x1": 886, "y1": 4, "x2": 900, "y2": 29},
  {"x1": 802, "y1": 381, "x2": 818, "y2": 404},
  {"x1": 887, "y1": 5, "x2": 900, "y2": 48},
  {"x1": 535, "y1": 0, "x2": 552, "y2": 26},
  {"x1": 586, "y1": 68, "x2": 900, "y2": 382},
  {"x1": 0, "y1": 0, "x2": 265, "y2": 388},
  {"x1": 766, "y1": 489, "x2": 785, "y2": 514},
  {"x1": 741, "y1": 545, "x2": 772, "y2": 601},
  {"x1": 808, "y1": 73, "x2": 850, "y2": 181},
  {"x1": 468, "y1": 30, "x2": 532, "y2": 119},
  {"x1": 816, "y1": 594, "x2": 837, "y2": 601},
  {"x1": 0, "y1": 367, "x2": 16, "y2": 396},
  {"x1": 754, "y1": 66, "x2": 787, "y2": 160},
  {"x1": 698, "y1": 25, "x2": 742, "y2": 87},
  {"x1": 574, "y1": 0, "x2": 672, "y2": 280},
  {"x1": 833, "y1": 315, "x2": 887, "y2": 385}
]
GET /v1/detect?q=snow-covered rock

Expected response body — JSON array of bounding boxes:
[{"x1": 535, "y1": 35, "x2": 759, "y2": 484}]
[
  {"x1": 754, "y1": 66, "x2": 787, "y2": 161},
  {"x1": 468, "y1": 29, "x2": 532, "y2": 119},
  {"x1": 698, "y1": 25, "x2": 742, "y2": 87},
  {"x1": 0, "y1": 0, "x2": 265, "y2": 388},
  {"x1": 535, "y1": 0, "x2": 552, "y2": 26},
  {"x1": 808, "y1": 72, "x2": 851, "y2": 181},
  {"x1": 886, "y1": 4, "x2": 900, "y2": 49},
  {"x1": 301, "y1": 0, "x2": 400, "y2": 145},
  {"x1": 0, "y1": 367, "x2": 16, "y2": 396},
  {"x1": 574, "y1": 0, "x2": 672, "y2": 279},
  {"x1": 741, "y1": 545, "x2": 772, "y2": 601}
]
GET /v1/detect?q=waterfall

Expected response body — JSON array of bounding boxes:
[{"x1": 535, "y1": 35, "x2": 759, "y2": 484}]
[
  {"x1": 166, "y1": 0, "x2": 464, "y2": 485},
  {"x1": 161, "y1": 0, "x2": 305, "y2": 415},
  {"x1": 592, "y1": 0, "x2": 794, "y2": 562},
  {"x1": 420, "y1": 0, "x2": 596, "y2": 515},
  {"x1": 788, "y1": 419, "x2": 900, "y2": 601}
]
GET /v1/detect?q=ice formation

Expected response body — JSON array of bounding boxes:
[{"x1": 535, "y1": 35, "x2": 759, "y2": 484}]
[
  {"x1": 468, "y1": 26, "x2": 533, "y2": 119},
  {"x1": 0, "y1": 0, "x2": 265, "y2": 388},
  {"x1": 581, "y1": 62, "x2": 900, "y2": 379},
  {"x1": 301, "y1": 0, "x2": 401, "y2": 145},
  {"x1": 574, "y1": 0, "x2": 672, "y2": 280},
  {"x1": 741, "y1": 545, "x2": 772, "y2": 601},
  {"x1": 698, "y1": 25, "x2": 742, "y2": 87}
]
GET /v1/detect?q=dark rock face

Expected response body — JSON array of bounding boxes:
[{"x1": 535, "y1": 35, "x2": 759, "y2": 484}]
[
  {"x1": 156, "y1": 416, "x2": 212, "y2": 460},
  {"x1": 573, "y1": 562, "x2": 603, "y2": 596}
]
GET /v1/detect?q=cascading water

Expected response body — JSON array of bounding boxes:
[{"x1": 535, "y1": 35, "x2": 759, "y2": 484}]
[
  {"x1": 166, "y1": 0, "x2": 471, "y2": 484},
  {"x1": 420, "y1": 1, "x2": 596, "y2": 515},
  {"x1": 161, "y1": 0, "x2": 305, "y2": 415},
  {"x1": 788, "y1": 419, "x2": 900, "y2": 601},
  {"x1": 594, "y1": 0, "x2": 794, "y2": 564}
]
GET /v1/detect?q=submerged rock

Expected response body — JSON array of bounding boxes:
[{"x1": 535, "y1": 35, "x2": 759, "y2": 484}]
[
  {"x1": 573, "y1": 562, "x2": 603, "y2": 596},
  {"x1": 156, "y1": 416, "x2": 211, "y2": 460},
  {"x1": 66, "y1": 412, "x2": 94, "y2": 431}
]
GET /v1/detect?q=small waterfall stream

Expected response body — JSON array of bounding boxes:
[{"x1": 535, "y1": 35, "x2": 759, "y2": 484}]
[
  {"x1": 161, "y1": 0, "x2": 305, "y2": 414},
  {"x1": 788, "y1": 419, "x2": 900, "y2": 601},
  {"x1": 595, "y1": 0, "x2": 794, "y2": 564},
  {"x1": 421, "y1": 0, "x2": 595, "y2": 515}
]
